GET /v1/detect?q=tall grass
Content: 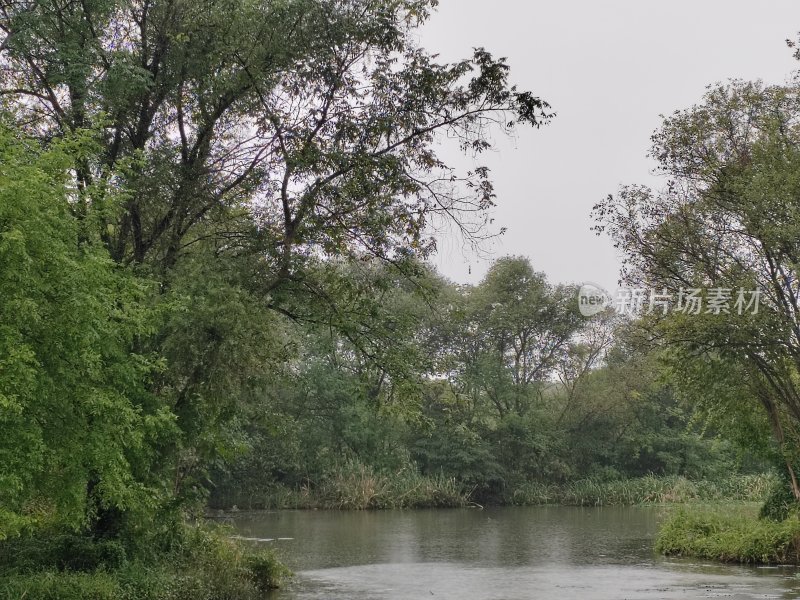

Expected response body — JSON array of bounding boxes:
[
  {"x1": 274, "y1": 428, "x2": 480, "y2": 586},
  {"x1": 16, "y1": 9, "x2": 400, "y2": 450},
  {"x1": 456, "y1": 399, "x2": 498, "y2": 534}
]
[
  {"x1": 656, "y1": 505, "x2": 800, "y2": 564},
  {"x1": 315, "y1": 461, "x2": 468, "y2": 509},
  {"x1": 212, "y1": 460, "x2": 469, "y2": 510},
  {"x1": 510, "y1": 473, "x2": 775, "y2": 507},
  {"x1": 212, "y1": 468, "x2": 776, "y2": 511}
]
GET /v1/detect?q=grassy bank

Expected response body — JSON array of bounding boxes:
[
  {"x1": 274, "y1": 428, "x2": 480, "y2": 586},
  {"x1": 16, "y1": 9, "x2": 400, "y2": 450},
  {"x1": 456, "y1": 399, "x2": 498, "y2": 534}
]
[
  {"x1": 211, "y1": 467, "x2": 775, "y2": 511},
  {"x1": 509, "y1": 473, "x2": 775, "y2": 507},
  {"x1": 0, "y1": 524, "x2": 289, "y2": 600},
  {"x1": 212, "y1": 461, "x2": 470, "y2": 511},
  {"x1": 656, "y1": 504, "x2": 800, "y2": 564}
]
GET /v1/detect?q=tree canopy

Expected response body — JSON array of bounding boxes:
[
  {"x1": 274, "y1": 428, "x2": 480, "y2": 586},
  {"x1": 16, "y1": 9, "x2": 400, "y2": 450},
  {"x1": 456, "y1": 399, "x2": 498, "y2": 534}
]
[
  {"x1": 594, "y1": 77, "x2": 800, "y2": 497},
  {"x1": 0, "y1": 0, "x2": 553, "y2": 537}
]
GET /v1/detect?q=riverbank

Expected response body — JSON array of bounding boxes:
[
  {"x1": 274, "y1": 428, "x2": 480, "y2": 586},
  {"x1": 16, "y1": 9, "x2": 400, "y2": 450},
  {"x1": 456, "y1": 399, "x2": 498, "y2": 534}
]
[
  {"x1": 510, "y1": 473, "x2": 774, "y2": 506},
  {"x1": 212, "y1": 464, "x2": 470, "y2": 511},
  {"x1": 656, "y1": 504, "x2": 800, "y2": 564},
  {"x1": 210, "y1": 472, "x2": 775, "y2": 511},
  {"x1": 0, "y1": 524, "x2": 289, "y2": 600}
]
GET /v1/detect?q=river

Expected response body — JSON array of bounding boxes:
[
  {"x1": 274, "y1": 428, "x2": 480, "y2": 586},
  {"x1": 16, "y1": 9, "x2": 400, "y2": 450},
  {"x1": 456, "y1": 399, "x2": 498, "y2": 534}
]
[{"x1": 230, "y1": 506, "x2": 800, "y2": 599}]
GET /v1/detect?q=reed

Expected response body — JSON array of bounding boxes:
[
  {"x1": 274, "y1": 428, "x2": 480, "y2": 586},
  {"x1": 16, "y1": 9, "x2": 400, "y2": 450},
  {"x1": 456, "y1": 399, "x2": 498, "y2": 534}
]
[{"x1": 509, "y1": 473, "x2": 775, "y2": 507}]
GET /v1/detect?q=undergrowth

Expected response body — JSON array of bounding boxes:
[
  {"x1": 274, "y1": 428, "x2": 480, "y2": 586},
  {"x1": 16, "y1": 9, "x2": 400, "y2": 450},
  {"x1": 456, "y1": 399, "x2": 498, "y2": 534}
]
[
  {"x1": 655, "y1": 504, "x2": 800, "y2": 564},
  {"x1": 0, "y1": 523, "x2": 290, "y2": 600}
]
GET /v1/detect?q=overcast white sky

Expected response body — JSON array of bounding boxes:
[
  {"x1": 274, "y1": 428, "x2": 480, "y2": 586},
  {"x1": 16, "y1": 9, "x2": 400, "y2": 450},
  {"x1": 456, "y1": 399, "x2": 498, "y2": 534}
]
[{"x1": 418, "y1": 0, "x2": 800, "y2": 291}]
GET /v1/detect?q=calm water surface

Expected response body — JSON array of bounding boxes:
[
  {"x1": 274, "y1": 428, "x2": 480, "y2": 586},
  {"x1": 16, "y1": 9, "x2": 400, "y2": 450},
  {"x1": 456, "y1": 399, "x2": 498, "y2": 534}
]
[{"x1": 231, "y1": 506, "x2": 800, "y2": 599}]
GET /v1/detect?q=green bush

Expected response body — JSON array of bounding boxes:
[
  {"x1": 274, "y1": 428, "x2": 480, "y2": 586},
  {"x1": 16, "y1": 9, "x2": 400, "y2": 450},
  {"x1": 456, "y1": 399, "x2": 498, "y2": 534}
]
[
  {"x1": 246, "y1": 552, "x2": 292, "y2": 593},
  {"x1": 656, "y1": 506, "x2": 800, "y2": 564},
  {"x1": 0, "y1": 533, "x2": 126, "y2": 574},
  {"x1": 759, "y1": 474, "x2": 799, "y2": 521},
  {"x1": 0, "y1": 524, "x2": 290, "y2": 600},
  {"x1": 0, "y1": 571, "x2": 123, "y2": 600}
]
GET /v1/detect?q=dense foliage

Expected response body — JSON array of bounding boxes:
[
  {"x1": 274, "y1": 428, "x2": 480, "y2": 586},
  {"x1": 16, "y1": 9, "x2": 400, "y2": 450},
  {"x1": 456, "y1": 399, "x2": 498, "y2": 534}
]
[
  {"x1": 594, "y1": 76, "x2": 800, "y2": 500},
  {"x1": 0, "y1": 0, "x2": 550, "y2": 536},
  {"x1": 210, "y1": 257, "x2": 759, "y2": 509},
  {"x1": 0, "y1": 123, "x2": 171, "y2": 538},
  {"x1": 1, "y1": 0, "x2": 794, "y2": 589}
]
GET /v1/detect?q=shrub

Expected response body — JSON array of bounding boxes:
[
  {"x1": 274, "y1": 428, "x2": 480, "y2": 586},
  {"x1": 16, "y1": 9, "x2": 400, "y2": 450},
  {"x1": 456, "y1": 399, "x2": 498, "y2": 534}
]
[
  {"x1": 656, "y1": 506, "x2": 800, "y2": 564},
  {"x1": 759, "y1": 474, "x2": 799, "y2": 521},
  {"x1": 246, "y1": 552, "x2": 292, "y2": 593},
  {"x1": 0, "y1": 523, "x2": 290, "y2": 600}
]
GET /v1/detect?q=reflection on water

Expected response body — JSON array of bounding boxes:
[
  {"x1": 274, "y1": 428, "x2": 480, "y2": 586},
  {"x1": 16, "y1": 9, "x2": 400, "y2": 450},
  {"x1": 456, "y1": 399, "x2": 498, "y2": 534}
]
[{"x1": 230, "y1": 506, "x2": 800, "y2": 599}]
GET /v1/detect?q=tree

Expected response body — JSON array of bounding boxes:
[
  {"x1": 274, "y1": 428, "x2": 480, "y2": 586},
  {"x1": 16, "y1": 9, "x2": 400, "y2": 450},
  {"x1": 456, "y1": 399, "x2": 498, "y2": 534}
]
[
  {"x1": 0, "y1": 120, "x2": 173, "y2": 539},
  {"x1": 0, "y1": 0, "x2": 551, "y2": 273},
  {"x1": 0, "y1": 0, "x2": 552, "y2": 530},
  {"x1": 593, "y1": 77, "x2": 800, "y2": 498},
  {"x1": 455, "y1": 257, "x2": 582, "y2": 418},
  {"x1": 555, "y1": 308, "x2": 616, "y2": 424}
]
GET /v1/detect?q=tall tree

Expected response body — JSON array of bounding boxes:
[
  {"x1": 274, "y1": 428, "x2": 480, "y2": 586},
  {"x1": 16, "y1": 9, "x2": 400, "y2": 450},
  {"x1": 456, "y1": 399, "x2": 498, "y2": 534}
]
[
  {"x1": 454, "y1": 257, "x2": 582, "y2": 418},
  {"x1": 0, "y1": 0, "x2": 551, "y2": 274},
  {"x1": 0, "y1": 0, "x2": 552, "y2": 531},
  {"x1": 594, "y1": 77, "x2": 800, "y2": 498}
]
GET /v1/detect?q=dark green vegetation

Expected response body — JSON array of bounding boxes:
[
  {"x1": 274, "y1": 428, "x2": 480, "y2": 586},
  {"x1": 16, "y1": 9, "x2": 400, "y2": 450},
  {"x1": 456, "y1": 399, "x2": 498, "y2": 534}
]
[
  {"x1": 0, "y1": 0, "x2": 553, "y2": 595},
  {"x1": 2, "y1": 0, "x2": 800, "y2": 592},
  {"x1": 656, "y1": 504, "x2": 800, "y2": 565},
  {"x1": 208, "y1": 258, "x2": 769, "y2": 511},
  {"x1": 0, "y1": 524, "x2": 290, "y2": 599}
]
